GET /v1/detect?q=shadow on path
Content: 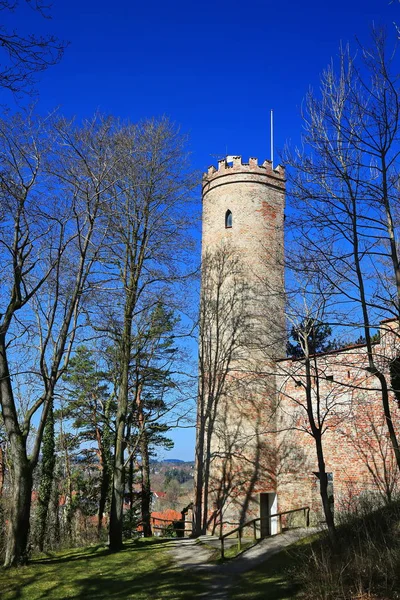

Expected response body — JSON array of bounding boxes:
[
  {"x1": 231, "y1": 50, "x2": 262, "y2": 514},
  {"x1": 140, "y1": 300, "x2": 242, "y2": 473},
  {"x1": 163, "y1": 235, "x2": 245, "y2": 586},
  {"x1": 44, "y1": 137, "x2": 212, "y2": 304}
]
[{"x1": 168, "y1": 527, "x2": 320, "y2": 599}]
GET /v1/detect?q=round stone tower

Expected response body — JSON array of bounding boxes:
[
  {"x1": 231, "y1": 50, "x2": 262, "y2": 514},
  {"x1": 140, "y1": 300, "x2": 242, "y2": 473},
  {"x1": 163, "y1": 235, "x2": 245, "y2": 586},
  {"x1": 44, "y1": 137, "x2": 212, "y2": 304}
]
[
  {"x1": 195, "y1": 156, "x2": 286, "y2": 535},
  {"x1": 202, "y1": 155, "x2": 286, "y2": 357}
]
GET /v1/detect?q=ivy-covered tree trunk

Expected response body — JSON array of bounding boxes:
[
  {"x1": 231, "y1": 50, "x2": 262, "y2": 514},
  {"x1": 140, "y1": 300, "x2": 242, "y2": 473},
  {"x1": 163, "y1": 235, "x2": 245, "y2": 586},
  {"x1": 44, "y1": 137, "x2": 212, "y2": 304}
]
[
  {"x1": 60, "y1": 420, "x2": 74, "y2": 545},
  {"x1": 35, "y1": 401, "x2": 55, "y2": 552}
]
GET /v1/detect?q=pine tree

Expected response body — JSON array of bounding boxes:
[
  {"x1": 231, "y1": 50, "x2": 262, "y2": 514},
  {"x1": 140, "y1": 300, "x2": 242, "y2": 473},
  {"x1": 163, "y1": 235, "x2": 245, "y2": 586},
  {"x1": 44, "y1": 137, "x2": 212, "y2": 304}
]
[
  {"x1": 287, "y1": 319, "x2": 338, "y2": 358},
  {"x1": 62, "y1": 347, "x2": 114, "y2": 534},
  {"x1": 130, "y1": 303, "x2": 178, "y2": 537}
]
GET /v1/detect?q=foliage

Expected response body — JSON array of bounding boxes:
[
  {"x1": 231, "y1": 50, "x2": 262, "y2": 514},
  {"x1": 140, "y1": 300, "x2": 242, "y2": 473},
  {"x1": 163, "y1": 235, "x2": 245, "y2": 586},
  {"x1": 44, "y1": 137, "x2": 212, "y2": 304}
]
[
  {"x1": 34, "y1": 400, "x2": 56, "y2": 551},
  {"x1": 122, "y1": 506, "x2": 141, "y2": 540},
  {"x1": 390, "y1": 357, "x2": 400, "y2": 407},
  {"x1": 61, "y1": 345, "x2": 114, "y2": 532},
  {"x1": 287, "y1": 319, "x2": 338, "y2": 358},
  {"x1": 130, "y1": 302, "x2": 180, "y2": 454},
  {"x1": 62, "y1": 346, "x2": 111, "y2": 444},
  {"x1": 165, "y1": 468, "x2": 193, "y2": 485},
  {"x1": 163, "y1": 479, "x2": 181, "y2": 511},
  {"x1": 159, "y1": 522, "x2": 177, "y2": 537}
]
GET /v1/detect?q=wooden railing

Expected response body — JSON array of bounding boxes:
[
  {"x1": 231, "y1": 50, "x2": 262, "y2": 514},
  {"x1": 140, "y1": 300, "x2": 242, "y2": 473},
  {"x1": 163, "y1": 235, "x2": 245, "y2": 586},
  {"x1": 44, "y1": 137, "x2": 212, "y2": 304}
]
[
  {"x1": 219, "y1": 506, "x2": 310, "y2": 559},
  {"x1": 150, "y1": 516, "x2": 193, "y2": 536}
]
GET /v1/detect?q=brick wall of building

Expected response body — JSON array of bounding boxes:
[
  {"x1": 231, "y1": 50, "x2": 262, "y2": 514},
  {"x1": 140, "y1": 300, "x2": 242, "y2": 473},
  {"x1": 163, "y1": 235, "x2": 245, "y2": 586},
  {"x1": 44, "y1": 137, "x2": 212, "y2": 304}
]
[{"x1": 276, "y1": 330, "x2": 400, "y2": 523}]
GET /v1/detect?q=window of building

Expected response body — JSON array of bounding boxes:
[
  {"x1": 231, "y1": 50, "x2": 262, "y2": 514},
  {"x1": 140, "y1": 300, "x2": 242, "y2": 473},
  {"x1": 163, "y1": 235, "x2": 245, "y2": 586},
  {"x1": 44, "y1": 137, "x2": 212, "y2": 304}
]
[{"x1": 225, "y1": 210, "x2": 232, "y2": 228}]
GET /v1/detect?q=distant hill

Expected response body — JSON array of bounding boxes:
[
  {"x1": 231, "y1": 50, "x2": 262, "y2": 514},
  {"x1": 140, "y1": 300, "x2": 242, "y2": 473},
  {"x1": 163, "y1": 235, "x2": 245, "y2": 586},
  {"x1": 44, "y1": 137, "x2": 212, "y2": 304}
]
[
  {"x1": 160, "y1": 458, "x2": 194, "y2": 465},
  {"x1": 149, "y1": 458, "x2": 194, "y2": 466}
]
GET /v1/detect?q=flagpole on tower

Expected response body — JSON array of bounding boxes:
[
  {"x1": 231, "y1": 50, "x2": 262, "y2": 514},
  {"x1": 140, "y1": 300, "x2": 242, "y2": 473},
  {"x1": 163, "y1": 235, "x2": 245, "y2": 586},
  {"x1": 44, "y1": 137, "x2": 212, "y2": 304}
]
[{"x1": 270, "y1": 109, "x2": 274, "y2": 169}]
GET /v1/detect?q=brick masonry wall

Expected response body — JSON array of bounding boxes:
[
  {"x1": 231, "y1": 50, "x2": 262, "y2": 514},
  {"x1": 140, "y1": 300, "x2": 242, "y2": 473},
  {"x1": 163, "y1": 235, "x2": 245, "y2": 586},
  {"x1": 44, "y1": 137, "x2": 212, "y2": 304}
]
[{"x1": 276, "y1": 330, "x2": 400, "y2": 523}]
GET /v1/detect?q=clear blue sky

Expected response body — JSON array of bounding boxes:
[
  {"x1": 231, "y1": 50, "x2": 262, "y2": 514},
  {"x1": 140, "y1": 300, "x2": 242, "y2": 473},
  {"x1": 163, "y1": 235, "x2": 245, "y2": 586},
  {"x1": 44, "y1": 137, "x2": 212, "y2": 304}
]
[{"x1": 3, "y1": 0, "x2": 398, "y2": 459}]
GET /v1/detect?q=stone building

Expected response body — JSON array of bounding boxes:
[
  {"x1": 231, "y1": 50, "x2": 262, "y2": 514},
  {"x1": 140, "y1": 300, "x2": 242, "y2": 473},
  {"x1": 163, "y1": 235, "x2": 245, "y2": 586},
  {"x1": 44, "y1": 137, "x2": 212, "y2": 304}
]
[{"x1": 195, "y1": 156, "x2": 400, "y2": 536}]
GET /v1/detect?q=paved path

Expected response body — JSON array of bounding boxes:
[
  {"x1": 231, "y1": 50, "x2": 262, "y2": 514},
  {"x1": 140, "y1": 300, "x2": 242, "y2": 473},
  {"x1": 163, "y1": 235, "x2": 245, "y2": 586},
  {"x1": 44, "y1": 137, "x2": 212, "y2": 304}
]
[{"x1": 167, "y1": 527, "x2": 319, "y2": 599}]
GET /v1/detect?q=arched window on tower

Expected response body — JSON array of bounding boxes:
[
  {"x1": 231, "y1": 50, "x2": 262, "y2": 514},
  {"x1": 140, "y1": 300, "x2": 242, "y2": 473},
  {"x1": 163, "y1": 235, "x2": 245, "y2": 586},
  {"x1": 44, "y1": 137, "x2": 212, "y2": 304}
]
[{"x1": 225, "y1": 209, "x2": 232, "y2": 229}]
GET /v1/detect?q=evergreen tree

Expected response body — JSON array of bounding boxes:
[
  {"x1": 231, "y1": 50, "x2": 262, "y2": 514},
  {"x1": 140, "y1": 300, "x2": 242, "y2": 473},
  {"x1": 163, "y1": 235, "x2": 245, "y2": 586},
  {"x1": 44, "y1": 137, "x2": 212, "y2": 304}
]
[
  {"x1": 129, "y1": 303, "x2": 179, "y2": 537},
  {"x1": 287, "y1": 319, "x2": 338, "y2": 358},
  {"x1": 62, "y1": 347, "x2": 114, "y2": 534}
]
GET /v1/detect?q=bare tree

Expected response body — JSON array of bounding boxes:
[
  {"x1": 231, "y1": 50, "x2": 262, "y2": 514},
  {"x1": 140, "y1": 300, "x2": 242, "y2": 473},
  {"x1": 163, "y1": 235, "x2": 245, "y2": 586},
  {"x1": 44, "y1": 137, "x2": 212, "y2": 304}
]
[
  {"x1": 285, "y1": 28, "x2": 400, "y2": 479},
  {"x1": 96, "y1": 118, "x2": 196, "y2": 551},
  {"x1": 0, "y1": 1, "x2": 65, "y2": 95},
  {"x1": 279, "y1": 283, "x2": 339, "y2": 536},
  {"x1": 0, "y1": 112, "x2": 112, "y2": 566}
]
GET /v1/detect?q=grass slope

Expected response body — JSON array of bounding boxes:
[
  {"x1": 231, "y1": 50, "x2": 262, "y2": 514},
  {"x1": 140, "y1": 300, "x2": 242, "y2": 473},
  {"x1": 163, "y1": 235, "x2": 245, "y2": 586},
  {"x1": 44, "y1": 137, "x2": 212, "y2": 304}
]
[
  {"x1": 0, "y1": 538, "x2": 205, "y2": 600},
  {"x1": 231, "y1": 502, "x2": 400, "y2": 600},
  {"x1": 229, "y1": 542, "x2": 305, "y2": 600}
]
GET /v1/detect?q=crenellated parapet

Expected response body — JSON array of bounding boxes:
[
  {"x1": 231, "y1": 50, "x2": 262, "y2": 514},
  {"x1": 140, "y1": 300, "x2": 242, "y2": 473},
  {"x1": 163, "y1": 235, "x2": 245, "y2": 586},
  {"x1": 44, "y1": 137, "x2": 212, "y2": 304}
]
[
  {"x1": 202, "y1": 155, "x2": 285, "y2": 198},
  {"x1": 204, "y1": 155, "x2": 285, "y2": 181}
]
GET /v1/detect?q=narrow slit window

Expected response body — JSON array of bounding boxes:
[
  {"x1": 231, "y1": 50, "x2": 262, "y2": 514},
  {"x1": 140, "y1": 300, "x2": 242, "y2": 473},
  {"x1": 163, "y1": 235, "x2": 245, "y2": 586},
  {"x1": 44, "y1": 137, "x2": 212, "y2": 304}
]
[{"x1": 225, "y1": 210, "x2": 232, "y2": 228}]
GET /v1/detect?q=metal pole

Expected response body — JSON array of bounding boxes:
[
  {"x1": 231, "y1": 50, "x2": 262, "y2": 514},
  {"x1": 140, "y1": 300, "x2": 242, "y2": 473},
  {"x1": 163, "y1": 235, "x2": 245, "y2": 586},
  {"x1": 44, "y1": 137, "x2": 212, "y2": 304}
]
[{"x1": 270, "y1": 109, "x2": 274, "y2": 169}]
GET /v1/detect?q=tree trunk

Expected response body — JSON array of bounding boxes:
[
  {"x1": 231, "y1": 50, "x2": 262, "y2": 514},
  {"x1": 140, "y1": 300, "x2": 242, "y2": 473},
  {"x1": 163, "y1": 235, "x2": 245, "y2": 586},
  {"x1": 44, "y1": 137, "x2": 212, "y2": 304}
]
[
  {"x1": 193, "y1": 407, "x2": 205, "y2": 537},
  {"x1": 376, "y1": 372, "x2": 400, "y2": 473},
  {"x1": 314, "y1": 433, "x2": 335, "y2": 537},
  {"x1": 4, "y1": 457, "x2": 33, "y2": 566},
  {"x1": 98, "y1": 399, "x2": 113, "y2": 535},
  {"x1": 304, "y1": 352, "x2": 335, "y2": 539},
  {"x1": 1, "y1": 335, "x2": 34, "y2": 566},
  {"x1": 109, "y1": 440, "x2": 125, "y2": 550},
  {"x1": 140, "y1": 431, "x2": 152, "y2": 537},
  {"x1": 109, "y1": 362, "x2": 129, "y2": 551},
  {"x1": 98, "y1": 455, "x2": 110, "y2": 535},
  {"x1": 0, "y1": 445, "x2": 4, "y2": 498},
  {"x1": 201, "y1": 423, "x2": 213, "y2": 534},
  {"x1": 50, "y1": 482, "x2": 61, "y2": 549}
]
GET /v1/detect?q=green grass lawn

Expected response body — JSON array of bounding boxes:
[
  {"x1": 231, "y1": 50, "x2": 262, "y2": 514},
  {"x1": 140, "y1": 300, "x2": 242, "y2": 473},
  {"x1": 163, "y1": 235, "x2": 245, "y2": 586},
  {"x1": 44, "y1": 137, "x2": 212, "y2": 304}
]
[{"x1": 0, "y1": 538, "x2": 206, "y2": 600}]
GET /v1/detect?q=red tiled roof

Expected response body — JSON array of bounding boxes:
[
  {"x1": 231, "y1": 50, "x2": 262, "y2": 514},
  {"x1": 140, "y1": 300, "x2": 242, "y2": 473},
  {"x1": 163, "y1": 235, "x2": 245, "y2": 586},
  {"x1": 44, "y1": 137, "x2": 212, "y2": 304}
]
[{"x1": 151, "y1": 509, "x2": 181, "y2": 523}]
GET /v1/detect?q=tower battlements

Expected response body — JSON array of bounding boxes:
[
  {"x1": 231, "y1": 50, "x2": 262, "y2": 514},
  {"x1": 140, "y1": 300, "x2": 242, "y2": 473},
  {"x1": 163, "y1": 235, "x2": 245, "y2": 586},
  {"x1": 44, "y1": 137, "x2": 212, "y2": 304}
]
[{"x1": 203, "y1": 156, "x2": 285, "y2": 182}]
